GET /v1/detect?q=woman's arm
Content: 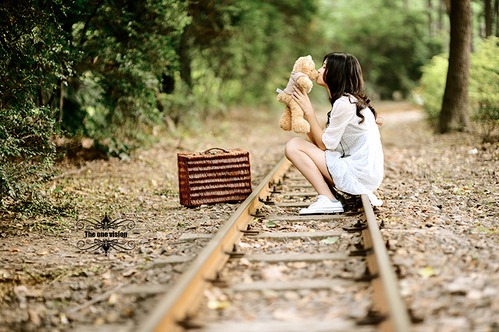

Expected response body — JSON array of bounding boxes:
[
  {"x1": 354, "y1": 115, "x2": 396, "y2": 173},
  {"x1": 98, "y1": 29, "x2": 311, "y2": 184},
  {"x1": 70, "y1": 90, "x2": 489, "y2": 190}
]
[
  {"x1": 322, "y1": 98, "x2": 355, "y2": 150},
  {"x1": 292, "y1": 87, "x2": 326, "y2": 150}
]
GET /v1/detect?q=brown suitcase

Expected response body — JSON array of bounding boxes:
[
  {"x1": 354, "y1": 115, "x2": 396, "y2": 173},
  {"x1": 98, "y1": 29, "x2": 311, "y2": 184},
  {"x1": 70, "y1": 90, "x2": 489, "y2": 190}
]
[{"x1": 177, "y1": 148, "x2": 252, "y2": 207}]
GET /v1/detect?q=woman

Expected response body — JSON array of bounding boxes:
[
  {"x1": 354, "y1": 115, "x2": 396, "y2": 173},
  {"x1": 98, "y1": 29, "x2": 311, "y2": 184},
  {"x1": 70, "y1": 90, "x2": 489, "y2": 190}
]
[{"x1": 285, "y1": 52, "x2": 384, "y2": 214}]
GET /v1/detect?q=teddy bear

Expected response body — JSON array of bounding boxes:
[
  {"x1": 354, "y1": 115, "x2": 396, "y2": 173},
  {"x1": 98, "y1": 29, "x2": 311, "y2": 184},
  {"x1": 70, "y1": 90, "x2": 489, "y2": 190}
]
[{"x1": 276, "y1": 55, "x2": 319, "y2": 133}]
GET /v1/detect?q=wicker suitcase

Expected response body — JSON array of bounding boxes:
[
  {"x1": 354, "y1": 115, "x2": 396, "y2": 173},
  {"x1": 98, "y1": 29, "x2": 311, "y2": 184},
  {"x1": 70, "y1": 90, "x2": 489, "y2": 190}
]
[{"x1": 177, "y1": 148, "x2": 252, "y2": 207}]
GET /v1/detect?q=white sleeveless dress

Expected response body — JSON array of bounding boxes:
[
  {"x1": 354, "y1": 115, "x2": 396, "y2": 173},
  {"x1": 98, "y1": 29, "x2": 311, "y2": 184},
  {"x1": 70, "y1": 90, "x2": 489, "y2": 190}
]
[{"x1": 323, "y1": 95, "x2": 384, "y2": 206}]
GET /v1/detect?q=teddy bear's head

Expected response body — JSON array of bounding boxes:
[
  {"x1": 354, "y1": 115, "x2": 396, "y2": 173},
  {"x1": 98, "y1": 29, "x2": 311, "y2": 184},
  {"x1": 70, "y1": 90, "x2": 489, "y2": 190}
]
[{"x1": 292, "y1": 55, "x2": 319, "y2": 81}]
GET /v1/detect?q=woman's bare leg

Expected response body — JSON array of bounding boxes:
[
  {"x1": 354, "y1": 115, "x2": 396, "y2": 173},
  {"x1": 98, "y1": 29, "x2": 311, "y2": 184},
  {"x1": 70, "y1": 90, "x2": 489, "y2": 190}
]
[{"x1": 285, "y1": 137, "x2": 337, "y2": 200}]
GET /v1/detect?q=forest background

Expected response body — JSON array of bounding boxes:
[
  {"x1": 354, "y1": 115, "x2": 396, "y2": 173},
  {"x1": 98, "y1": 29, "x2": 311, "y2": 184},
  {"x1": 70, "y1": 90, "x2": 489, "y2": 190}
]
[{"x1": 0, "y1": 0, "x2": 498, "y2": 218}]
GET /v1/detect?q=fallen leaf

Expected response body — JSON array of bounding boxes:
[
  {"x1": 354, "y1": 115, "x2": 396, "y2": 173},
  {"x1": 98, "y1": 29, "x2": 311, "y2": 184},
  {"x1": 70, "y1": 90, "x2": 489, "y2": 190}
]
[
  {"x1": 417, "y1": 266, "x2": 436, "y2": 279},
  {"x1": 207, "y1": 299, "x2": 231, "y2": 310},
  {"x1": 320, "y1": 236, "x2": 339, "y2": 244},
  {"x1": 108, "y1": 293, "x2": 120, "y2": 305},
  {"x1": 265, "y1": 221, "x2": 277, "y2": 228}
]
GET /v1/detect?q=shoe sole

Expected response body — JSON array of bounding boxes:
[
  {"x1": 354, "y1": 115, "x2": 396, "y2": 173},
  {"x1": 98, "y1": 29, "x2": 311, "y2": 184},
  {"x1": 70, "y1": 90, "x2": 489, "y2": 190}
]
[{"x1": 299, "y1": 208, "x2": 344, "y2": 215}]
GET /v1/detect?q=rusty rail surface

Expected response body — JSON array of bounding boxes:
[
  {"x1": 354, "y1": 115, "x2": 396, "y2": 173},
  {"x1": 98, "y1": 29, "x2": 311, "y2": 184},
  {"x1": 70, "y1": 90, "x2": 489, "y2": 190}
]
[
  {"x1": 139, "y1": 156, "x2": 410, "y2": 332},
  {"x1": 139, "y1": 157, "x2": 292, "y2": 332},
  {"x1": 361, "y1": 195, "x2": 411, "y2": 332}
]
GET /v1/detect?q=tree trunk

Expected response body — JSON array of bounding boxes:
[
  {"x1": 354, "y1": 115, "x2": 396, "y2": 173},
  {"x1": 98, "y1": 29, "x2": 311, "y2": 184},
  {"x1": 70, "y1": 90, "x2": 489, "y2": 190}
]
[
  {"x1": 179, "y1": 29, "x2": 193, "y2": 89},
  {"x1": 438, "y1": 0, "x2": 472, "y2": 133},
  {"x1": 495, "y1": 0, "x2": 499, "y2": 36},
  {"x1": 443, "y1": 0, "x2": 451, "y2": 13},
  {"x1": 485, "y1": 0, "x2": 493, "y2": 37},
  {"x1": 428, "y1": 0, "x2": 434, "y2": 36}
]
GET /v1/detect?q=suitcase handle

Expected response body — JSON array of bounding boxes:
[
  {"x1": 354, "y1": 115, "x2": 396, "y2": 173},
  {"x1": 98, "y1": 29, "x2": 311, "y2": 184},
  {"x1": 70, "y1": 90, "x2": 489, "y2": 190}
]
[{"x1": 202, "y1": 147, "x2": 230, "y2": 154}]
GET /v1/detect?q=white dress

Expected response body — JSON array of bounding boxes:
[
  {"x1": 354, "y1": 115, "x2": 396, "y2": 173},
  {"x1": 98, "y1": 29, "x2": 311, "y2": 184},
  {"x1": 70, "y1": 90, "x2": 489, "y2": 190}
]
[{"x1": 323, "y1": 95, "x2": 384, "y2": 206}]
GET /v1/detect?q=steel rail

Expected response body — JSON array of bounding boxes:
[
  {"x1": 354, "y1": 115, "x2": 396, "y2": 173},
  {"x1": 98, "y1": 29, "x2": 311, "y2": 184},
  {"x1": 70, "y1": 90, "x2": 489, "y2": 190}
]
[
  {"x1": 361, "y1": 194, "x2": 412, "y2": 332},
  {"x1": 139, "y1": 157, "x2": 292, "y2": 332},
  {"x1": 139, "y1": 155, "x2": 410, "y2": 331}
]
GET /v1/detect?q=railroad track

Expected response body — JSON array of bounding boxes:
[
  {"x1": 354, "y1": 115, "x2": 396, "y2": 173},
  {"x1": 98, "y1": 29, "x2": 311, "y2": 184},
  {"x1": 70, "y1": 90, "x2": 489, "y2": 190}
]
[{"x1": 138, "y1": 156, "x2": 411, "y2": 332}]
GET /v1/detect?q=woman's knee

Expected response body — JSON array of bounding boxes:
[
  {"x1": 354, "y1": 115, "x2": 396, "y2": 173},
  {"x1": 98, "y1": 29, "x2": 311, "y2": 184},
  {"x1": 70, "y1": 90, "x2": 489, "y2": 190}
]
[{"x1": 284, "y1": 137, "x2": 303, "y2": 158}]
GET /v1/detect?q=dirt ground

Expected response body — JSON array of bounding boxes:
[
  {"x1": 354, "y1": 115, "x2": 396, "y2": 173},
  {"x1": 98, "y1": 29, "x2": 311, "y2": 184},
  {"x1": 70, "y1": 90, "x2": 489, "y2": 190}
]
[{"x1": 0, "y1": 101, "x2": 497, "y2": 331}]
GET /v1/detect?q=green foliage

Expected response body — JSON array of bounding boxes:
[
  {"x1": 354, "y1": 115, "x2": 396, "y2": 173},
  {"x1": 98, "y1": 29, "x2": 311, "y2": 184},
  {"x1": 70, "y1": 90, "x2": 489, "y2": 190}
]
[
  {"x1": 0, "y1": 1, "x2": 72, "y2": 216},
  {"x1": 0, "y1": 0, "x2": 72, "y2": 110},
  {"x1": 470, "y1": 37, "x2": 499, "y2": 139},
  {"x1": 416, "y1": 36, "x2": 499, "y2": 138},
  {"x1": 0, "y1": 105, "x2": 65, "y2": 216},
  {"x1": 1, "y1": 0, "x2": 317, "y2": 217},
  {"x1": 221, "y1": 0, "x2": 318, "y2": 104},
  {"x1": 316, "y1": 0, "x2": 442, "y2": 99},
  {"x1": 1, "y1": 0, "x2": 494, "y2": 218},
  {"x1": 0, "y1": 108, "x2": 55, "y2": 160},
  {"x1": 415, "y1": 54, "x2": 449, "y2": 125},
  {"x1": 62, "y1": 0, "x2": 190, "y2": 151},
  {"x1": 161, "y1": 0, "x2": 319, "y2": 127}
]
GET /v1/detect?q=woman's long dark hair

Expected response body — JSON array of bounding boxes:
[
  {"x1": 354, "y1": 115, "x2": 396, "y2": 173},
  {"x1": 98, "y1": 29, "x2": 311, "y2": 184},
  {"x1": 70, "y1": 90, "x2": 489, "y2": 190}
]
[{"x1": 323, "y1": 52, "x2": 376, "y2": 124}]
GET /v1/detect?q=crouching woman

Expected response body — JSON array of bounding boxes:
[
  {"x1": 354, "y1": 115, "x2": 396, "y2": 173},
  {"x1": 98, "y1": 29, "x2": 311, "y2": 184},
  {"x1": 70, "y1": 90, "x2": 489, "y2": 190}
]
[{"x1": 285, "y1": 52, "x2": 384, "y2": 214}]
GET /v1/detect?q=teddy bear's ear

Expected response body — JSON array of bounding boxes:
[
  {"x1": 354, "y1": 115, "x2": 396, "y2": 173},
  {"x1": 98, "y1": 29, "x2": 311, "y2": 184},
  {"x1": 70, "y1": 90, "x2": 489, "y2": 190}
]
[{"x1": 306, "y1": 55, "x2": 312, "y2": 60}]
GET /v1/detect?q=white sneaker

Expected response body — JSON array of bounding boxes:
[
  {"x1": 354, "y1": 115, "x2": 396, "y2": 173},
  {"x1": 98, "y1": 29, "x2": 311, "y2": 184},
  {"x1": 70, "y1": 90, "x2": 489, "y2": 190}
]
[{"x1": 299, "y1": 195, "x2": 344, "y2": 215}]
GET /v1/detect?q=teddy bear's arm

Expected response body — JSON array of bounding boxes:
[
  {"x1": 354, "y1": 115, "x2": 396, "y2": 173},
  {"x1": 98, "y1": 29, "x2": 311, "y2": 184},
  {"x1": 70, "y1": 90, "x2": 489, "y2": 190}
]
[{"x1": 296, "y1": 76, "x2": 313, "y2": 93}]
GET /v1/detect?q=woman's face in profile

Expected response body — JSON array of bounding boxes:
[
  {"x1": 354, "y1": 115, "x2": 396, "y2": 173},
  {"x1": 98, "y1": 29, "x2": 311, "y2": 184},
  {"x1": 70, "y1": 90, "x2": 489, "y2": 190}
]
[{"x1": 317, "y1": 60, "x2": 327, "y2": 88}]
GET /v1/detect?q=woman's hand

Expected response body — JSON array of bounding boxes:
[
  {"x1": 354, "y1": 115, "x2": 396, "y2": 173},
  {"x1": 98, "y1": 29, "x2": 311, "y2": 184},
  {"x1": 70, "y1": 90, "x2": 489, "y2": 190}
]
[
  {"x1": 292, "y1": 86, "x2": 314, "y2": 118},
  {"x1": 291, "y1": 86, "x2": 326, "y2": 150}
]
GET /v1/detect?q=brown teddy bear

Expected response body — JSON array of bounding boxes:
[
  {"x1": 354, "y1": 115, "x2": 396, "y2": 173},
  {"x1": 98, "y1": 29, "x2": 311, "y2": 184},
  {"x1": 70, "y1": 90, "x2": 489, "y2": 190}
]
[{"x1": 276, "y1": 55, "x2": 319, "y2": 133}]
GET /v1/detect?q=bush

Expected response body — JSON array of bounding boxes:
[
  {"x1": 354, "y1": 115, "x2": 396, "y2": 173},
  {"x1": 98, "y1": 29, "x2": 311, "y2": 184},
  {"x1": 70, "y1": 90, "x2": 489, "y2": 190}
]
[
  {"x1": 0, "y1": 1, "x2": 74, "y2": 217},
  {"x1": 416, "y1": 36, "x2": 499, "y2": 137},
  {"x1": 317, "y1": 0, "x2": 441, "y2": 99},
  {"x1": 470, "y1": 37, "x2": 499, "y2": 140},
  {"x1": 414, "y1": 54, "x2": 448, "y2": 126},
  {"x1": 0, "y1": 106, "x2": 61, "y2": 216}
]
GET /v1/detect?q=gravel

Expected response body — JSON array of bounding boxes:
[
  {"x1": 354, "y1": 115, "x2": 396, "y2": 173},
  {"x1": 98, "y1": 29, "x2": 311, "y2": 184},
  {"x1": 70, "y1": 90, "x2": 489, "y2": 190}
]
[{"x1": 0, "y1": 101, "x2": 497, "y2": 332}]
